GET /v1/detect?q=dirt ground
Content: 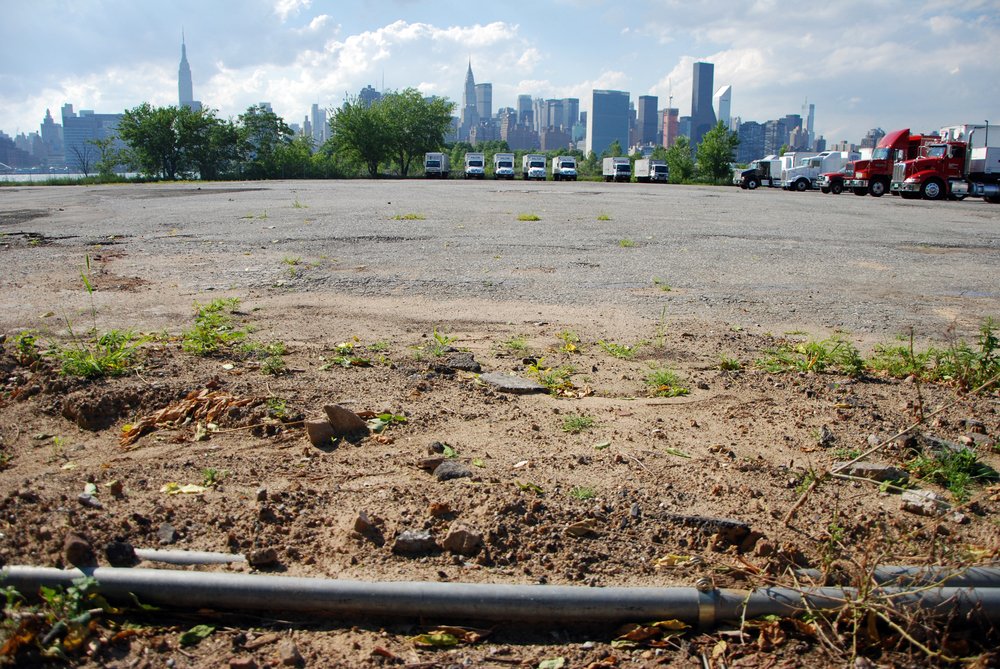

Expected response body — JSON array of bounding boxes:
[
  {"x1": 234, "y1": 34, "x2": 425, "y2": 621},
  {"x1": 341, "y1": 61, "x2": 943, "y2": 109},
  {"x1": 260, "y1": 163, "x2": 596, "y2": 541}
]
[{"x1": 1, "y1": 183, "x2": 999, "y2": 668}]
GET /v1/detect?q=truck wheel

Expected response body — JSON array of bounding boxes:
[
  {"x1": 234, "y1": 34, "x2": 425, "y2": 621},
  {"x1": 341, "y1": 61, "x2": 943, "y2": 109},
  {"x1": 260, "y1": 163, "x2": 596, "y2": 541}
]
[
  {"x1": 869, "y1": 180, "x2": 886, "y2": 197},
  {"x1": 794, "y1": 179, "x2": 809, "y2": 192},
  {"x1": 820, "y1": 186, "x2": 830, "y2": 194},
  {"x1": 746, "y1": 178, "x2": 759, "y2": 190},
  {"x1": 853, "y1": 187, "x2": 868, "y2": 196},
  {"x1": 831, "y1": 182, "x2": 844, "y2": 195},
  {"x1": 921, "y1": 179, "x2": 944, "y2": 201}
]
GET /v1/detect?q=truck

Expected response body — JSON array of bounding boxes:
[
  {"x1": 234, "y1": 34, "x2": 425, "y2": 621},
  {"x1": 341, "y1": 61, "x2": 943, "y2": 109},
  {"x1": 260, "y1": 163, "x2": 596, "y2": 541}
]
[
  {"x1": 816, "y1": 164, "x2": 852, "y2": 194},
  {"x1": 736, "y1": 155, "x2": 781, "y2": 189},
  {"x1": 634, "y1": 158, "x2": 669, "y2": 183},
  {"x1": 463, "y1": 152, "x2": 485, "y2": 179},
  {"x1": 423, "y1": 152, "x2": 450, "y2": 178},
  {"x1": 551, "y1": 156, "x2": 578, "y2": 181},
  {"x1": 781, "y1": 151, "x2": 858, "y2": 191},
  {"x1": 602, "y1": 157, "x2": 631, "y2": 182},
  {"x1": 493, "y1": 153, "x2": 515, "y2": 179},
  {"x1": 891, "y1": 124, "x2": 1000, "y2": 202},
  {"x1": 522, "y1": 154, "x2": 547, "y2": 180},
  {"x1": 845, "y1": 129, "x2": 937, "y2": 197}
]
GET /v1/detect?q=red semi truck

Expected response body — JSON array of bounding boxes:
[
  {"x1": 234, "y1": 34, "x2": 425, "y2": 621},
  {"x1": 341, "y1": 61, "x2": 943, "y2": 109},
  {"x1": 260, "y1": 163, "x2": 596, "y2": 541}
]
[
  {"x1": 845, "y1": 129, "x2": 936, "y2": 197},
  {"x1": 890, "y1": 124, "x2": 1000, "y2": 202}
]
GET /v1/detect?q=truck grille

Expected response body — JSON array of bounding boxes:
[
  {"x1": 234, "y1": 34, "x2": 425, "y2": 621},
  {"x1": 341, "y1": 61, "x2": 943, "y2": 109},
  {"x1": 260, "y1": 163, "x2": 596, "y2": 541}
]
[{"x1": 892, "y1": 163, "x2": 906, "y2": 182}]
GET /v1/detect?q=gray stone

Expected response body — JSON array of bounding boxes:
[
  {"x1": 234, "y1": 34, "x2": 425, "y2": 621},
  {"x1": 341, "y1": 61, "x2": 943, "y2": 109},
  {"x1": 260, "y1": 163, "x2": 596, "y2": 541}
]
[
  {"x1": 77, "y1": 493, "x2": 103, "y2": 509},
  {"x1": 434, "y1": 460, "x2": 472, "y2": 481},
  {"x1": 304, "y1": 420, "x2": 336, "y2": 447},
  {"x1": 248, "y1": 547, "x2": 280, "y2": 568},
  {"x1": 440, "y1": 524, "x2": 483, "y2": 556},
  {"x1": 105, "y1": 540, "x2": 138, "y2": 567},
  {"x1": 818, "y1": 424, "x2": 835, "y2": 447},
  {"x1": 157, "y1": 522, "x2": 178, "y2": 545},
  {"x1": 444, "y1": 352, "x2": 481, "y2": 373},
  {"x1": 478, "y1": 372, "x2": 546, "y2": 394},
  {"x1": 324, "y1": 404, "x2": 370, "y2": 436},
  {"x1": 834, "y1": 461, "x2": 908, "y2": 483},
  {"x1": 392, "y1": 529, "x2": 436, "y2": 555},
  {"x1": 901, "y1": 490, "x2": 947, "y2": 517},
  {"x1": 276, "y1": 639, "x2": 303, "y2": 667}
]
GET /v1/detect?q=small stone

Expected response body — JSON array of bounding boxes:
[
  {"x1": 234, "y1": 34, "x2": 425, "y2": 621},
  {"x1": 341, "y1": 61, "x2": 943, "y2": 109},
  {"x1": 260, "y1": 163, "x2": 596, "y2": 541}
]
[
  {"x1": 441, "y1": 524, "x2": 483, "y2": 556},
  {"x1": 962, "y1": 418, "x2": 986, "y2": 434},
  {"x1": 428, "y1": 441, "x2": 446, "y2": 454},
  {"x1": 276, "y1": 639, "x2": 303, "y2": 667},
  {"x1": 323, "y1": 404, "x2": 370, "y2": 436},
  {"x1": 478, "y1": 372, "x2": 546, "y2": 394},
  {"x1": 834, "y1": 461, "x2": 908, "y2": 483},
  {"x1": 417, "y1": 456, "x2": 445, "y2": 471},
  {"x1": 818, "y1": 424, "x2": 835, "y2": 447},
  {"x1": 354, "y1": 511, "x2": 376, "y2": 534},
  {"x1": 304, "y1": 420, "x2": 336, "y2": 447},
  {"x1": 108, "y1": 480, "x2": 125, "y2": 498},
  {"x1": 444, "y1": 352, "x2": 481, "y2": 373},
  {"x1": 105, "y1": 540, "x2": 138, "y2": 567},
  {"x1": 229, "y1": 658, "x2": 258, "y2": 669},
  {"x1": 901, "y1": 490, "x2": 945, "y2": 517},
  {"x1": 63, "y1": 531, "x2": 97, "y2": 568},
  {"x1": 428, "y1": 502, "x2": 451, "y2": 517},
  {"x1": 256, "y1": 487, "x2": 268, "y2": 502},
  {"x1": 392, "y1": 529, "x2": 436, "y2": 555},
  {"x1": 157, "y1": 522, "x2": 178, "y2": 545},
  {"x1": 434, "y1": 460, "x2": 472, "y2": 481},
  {"x1": 248, "y1": 547, "x2": 280, "y2": 568},
  {"x1": 77, "y1": 493, "x2": 103, "y2": 509}
]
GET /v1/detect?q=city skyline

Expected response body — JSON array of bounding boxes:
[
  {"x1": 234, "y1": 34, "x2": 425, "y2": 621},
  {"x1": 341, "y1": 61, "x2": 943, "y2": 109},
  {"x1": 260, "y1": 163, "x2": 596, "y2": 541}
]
[{"x1": 2, "y1": 1, "x2": 999, "y2": 145}]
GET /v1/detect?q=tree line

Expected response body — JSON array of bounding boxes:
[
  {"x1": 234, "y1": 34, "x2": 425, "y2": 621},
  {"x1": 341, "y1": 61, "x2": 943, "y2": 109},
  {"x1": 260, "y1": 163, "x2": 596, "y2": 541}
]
[{"x1": 89, "y1": 91, "x2": 738, "y2": 183}]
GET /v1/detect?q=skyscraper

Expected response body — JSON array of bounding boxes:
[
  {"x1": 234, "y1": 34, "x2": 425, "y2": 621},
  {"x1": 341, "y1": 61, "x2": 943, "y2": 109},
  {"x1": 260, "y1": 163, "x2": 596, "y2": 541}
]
[
  {"x1": 178, "y1": 32, "x2": 194, "y2": 108},
  {"x1": 690, "y1": 62, "x2": 717, "y2": 149},
  {"x1": 802, "y1": 100, "x2": 815, "y2": 149},
  {"x1": 310, "y1": 104, "x2": 327, "y2": 146},
  {"x1": 714, "y1": 85, "x2": 732, "y2": 130},
  {"x1": 586, "y1": 89, "x2": 629, "y2": 156},
  {"x1": 662, "y1": 108, "x2": 679, "y2": 148},
  {"x1": 475, "y1": 83, "x2": 492, "y2": 122},
  {"x1": 460, "y1": 61, "x2": 479, "y2": 140},
  {"x1": 517, "y1": 95, "x2": 533, "y2": 126},
  {"x1": 637, "y1": 95, "x2": 658, "y2": 146}
]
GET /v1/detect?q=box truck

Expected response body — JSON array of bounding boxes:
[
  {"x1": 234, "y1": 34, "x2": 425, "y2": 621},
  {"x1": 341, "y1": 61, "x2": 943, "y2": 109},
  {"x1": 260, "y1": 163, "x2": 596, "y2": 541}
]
[
  {"x1": 493, "y1": 153, "x2": 515, "y2": 179},
  {"x1": 522, "y1": 154, "x2": 547, "y2": 180},
  {"x1": 634, "y1": 158, "x2": 669, "y2": 183},
  {"x1": 424, "y1": 152, "x2": 450, "y2": 178},
  {"x1": 602, "y1": 157, "x2": 630, "y2": 182},
  {"x1": 464, "y1": 152, "x2": 485, "y2": 179},
  {"x1": 551, "y1": 156, "x2": 578, "y2": 181}
]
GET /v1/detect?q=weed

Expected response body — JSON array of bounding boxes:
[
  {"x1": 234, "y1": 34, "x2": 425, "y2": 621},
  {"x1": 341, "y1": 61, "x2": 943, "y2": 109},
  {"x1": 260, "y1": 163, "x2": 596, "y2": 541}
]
[
  {"x1": 426, "y1": 328, "x2": 456, "y2": 357},
  {"x1": 292, "y1": 198, "x2": 307, "y2": 209},
  {"x1": 794, "y1": 468, "x2": 825, "y2": 495},
  {"x1": 517, "y1": 213, "x2": 541, "y2": 221},
  {"x1": 907, "y1": 448, "x2": 998, "y2": 502},
  {"x1": 757, "y1": 336, "x2": 863, "y2": 376},
  {"x1": 597, "y1": 213, "x2": 611, "y2": 221},
  {"x1": 557, "y1": 330, "x2": 581, "y2": 354},
  {"x1": 598, "y1": 339, "x2": 644, "y2": 360},
  {"x1": 569, "y1": 486, "x2": 597, "y2": 500},
  {"x1": 652, "y1": 306, "x2": 669, "y2": 349},
  {"x1": 260, "y1": 355, "x2": 286, "y2": 375},
  {"x1": 282, "y1": 256, "x2": 302, "y2": 277},
  {"x1": 830, "y1": 447, "x2": 862, "y2": 460},
  {"x1": 820, "y1": 516, "x2": 846, "y2": 568},
  {"x1": 562, "y1": 414, "x2": 595, "y2": 434},
  {"x1": 266, "y1": 397, "x2": 288, "y2": 419},
  {"x1": 618, "y1": 238, "x2": 636, "y2": 248},
  {"x1": 527, "y1": 358, "x2": 576, "y2": 393},
  {"x1": 719, "y1": 356, "x2": 742, "y2": 371},
  {"x1": 645, "y1": 367, "x2": 690, "y2": 397},
  {"x1": 181, "y1": 298, "x2": 246, "y2": 355},
  {"x1": 202, "y1": 468, "x2": 226, "y2": 487},
  {"x1": 58, "y1": 329, "x2": 145, "y2": 378},
  {"x1": 652, "y1": 277, "x2": 671, "y2": 291},
  {"x1": 368, "y1": 340, "x2": 390, "y2": 352},
  {"x1": 13, "y1": 330, "x2": 41, "y2": 365},
  {"x1": 256, "y1": 210, "x2": 268, "y2": 220},
  {"x1": 393, "y1": 213, "x2": 426, "y2": 220},
  {"x1": 505, "y1": 335, "x2": 528, "y2": 352}
]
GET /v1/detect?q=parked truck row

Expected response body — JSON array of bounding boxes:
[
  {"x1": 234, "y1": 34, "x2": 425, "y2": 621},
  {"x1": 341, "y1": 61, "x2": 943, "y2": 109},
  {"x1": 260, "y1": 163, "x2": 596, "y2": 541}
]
[{"x1": 422, "y1": 152, "x2": 668, "y2": 183}]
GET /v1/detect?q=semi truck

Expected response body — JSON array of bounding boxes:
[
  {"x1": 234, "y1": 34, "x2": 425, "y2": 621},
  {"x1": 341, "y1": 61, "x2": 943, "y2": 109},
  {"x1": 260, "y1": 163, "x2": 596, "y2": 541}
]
[
  {"x1": 845, "y1": 129, "x2": 936, "y2": 197},
  {"x1": 781, "y1": 151, "x2": 857, "y2": 191},
  {"x1": 634, "y1": 158, "x2": 669, "y2": 183},
  {"x1": 816, "y1": 164, "x2": 852, "y2": 194},
  {"x1": 602, "y1": 157, "x2": 631, "y2": 182},
  {"x1": 551, "y1": 156, "x2": 578, "y2": 181},
  {"x1": 890, "y1": 124, "x2": 1000, "y2": 202},
  {"x1": 493, "y1": 153, "x2": 515, "y2": 179},
  {"x1": 522, "y1": 154, "x2": 547, "y2": 180},
  {"x1": 463, "y1": 152, "x2": 485, "y2": 179},
  {"x1": 736, "y1": 155, "x2": 781, "y2": 189},
  {"x1": 423, "y1": 152, "x2": 450, "y2": 178}
]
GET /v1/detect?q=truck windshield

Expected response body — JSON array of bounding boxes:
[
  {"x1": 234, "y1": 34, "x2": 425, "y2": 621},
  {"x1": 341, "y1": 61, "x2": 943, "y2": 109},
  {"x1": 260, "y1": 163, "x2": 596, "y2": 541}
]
[
  {"x1": 653, "y1": 166, "x2": 667, "y2": 173},
  {"x1": 426, "y1": 160, "x2": 440, "y2": 168},
  {"x1": 530, "y1": 161, "x2": 544, "y2": 168},
  {"x1": 468, "y1": 160, "x2": 483, "y2": 167},
  {"x1": 924, "y1": 145, "x2": 947, "y2": 158},
  {"x1": 872, "y1": 147, "x2": 891, "y2": 160},
  {"x1": 499, "y1": 161, "x2": 513, "y2": 168}
]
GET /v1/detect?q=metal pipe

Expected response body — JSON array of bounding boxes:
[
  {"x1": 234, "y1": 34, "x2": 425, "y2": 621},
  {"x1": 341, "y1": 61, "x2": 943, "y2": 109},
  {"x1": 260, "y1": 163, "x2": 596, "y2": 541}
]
[
  {"x1": 4, "y1": 566, "x2": 1000, "y2": 626},
  {"x1": 794, "y1": 565, "x2": 1000, "y2": 588},
  {"x1": 133, "y1": 549, "x2": 246, "y2": 566}
]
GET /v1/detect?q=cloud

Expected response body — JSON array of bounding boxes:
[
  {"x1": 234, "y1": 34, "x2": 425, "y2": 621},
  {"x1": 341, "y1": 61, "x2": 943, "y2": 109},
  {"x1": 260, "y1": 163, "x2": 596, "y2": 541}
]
[{"x1": 274, "y1": 0, "x2": 311, "y2": 22}]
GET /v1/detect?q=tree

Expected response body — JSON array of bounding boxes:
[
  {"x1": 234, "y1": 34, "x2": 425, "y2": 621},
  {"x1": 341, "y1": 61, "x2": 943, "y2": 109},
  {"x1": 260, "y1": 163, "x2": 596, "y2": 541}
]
[
  {"x1": 380, "y1": 89, "x2": 455, "y2": 177},
  {"x1": 602, "y1": 140, "x2": 624, "y2": 158},
  {"x1": 118, "y1": 103, "x2": 187, "y2": 179},
  {"x1": 178, "y1": 110, "x2": 239, "y2": 180},
  {"x1": 238, "y1": 105, "x2": 294, "y2": 179},
  {"x1": 67, "y1": 143, "x2": 96, "y2": 177},
  {"x1": 88, "y1": 136, "x2": 120, "y2": 179},
  {"x1": 330, "y1": 97, "x2": 391, "y2": 177},
  {"x1": 696, "y1": 121, "x2": 740, "y2": 182},
  {"x1": 664, "y1": 136, "x2": 695, "y2": 183}
]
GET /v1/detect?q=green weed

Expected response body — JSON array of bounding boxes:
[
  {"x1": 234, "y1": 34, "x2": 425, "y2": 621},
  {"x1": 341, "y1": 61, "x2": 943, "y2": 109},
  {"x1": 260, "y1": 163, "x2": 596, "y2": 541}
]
[
  {"x1": 652, "y1": 277, "x2": 671, "y2": 291},
  {"x1": 618, "y1": 238, "x2": 636, "y2": 248},
  {"x1": 568, "y1": 486, "x2": 597, "y2": 500},
  {"x1": 562, "y1": 414, "x2": 595, "y2": 434},
  {"x1": 393, "y1": 213, "x2": 426, "y2": 220},
  {"x1": 505, "y1": 335, "x2": 528, "y2": 352},
  {"x1": 757, "y1": 336, "x2": 864, "y2": 376},
  {"x1": 202, "y1": 468, "x2": 226, "y2": 487},
  {"x1": 58, "y1": 329, "x2": 145, "y2": 378},
  {"x1": 13, "y1": 330, "x2": 41, "y2": 365},
  {"x1": 597, "y1": 213, "x2": 611, "y2": 221},
  {"x1": 719, "y1": 356, "x2": 742, "y2": 371},
  {"x1": 645, "y1": 367, "x2": 690, "y2": 397},
  {"x1": 907, "y1": 448, "x2": 998, "y2": 502},
  {"x1": 266, "y1": 397, "x2": 288, "y2": 419},
  {"x1": 557, "y1": 330, "x2": 581, "y2": 354},
  {"x1": 517, "y1": 213, "x2": 541, "y2": 221},
  {"x1": 181, "y1": 298, "x2": 246, "y2": 355},
  {"x1": 292, "y1": 198, "x2": 307, "y2": 209},
  {"x1": 598, "y1": 339, "x2": 644, "y2": 360}
]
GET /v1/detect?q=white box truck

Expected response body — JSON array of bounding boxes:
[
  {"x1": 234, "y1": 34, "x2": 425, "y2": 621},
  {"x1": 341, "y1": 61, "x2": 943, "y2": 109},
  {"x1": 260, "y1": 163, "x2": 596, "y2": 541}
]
[
  {"x1": 551, "y1": 156, "x2": 578, "y2": 181},
  {"x1": 602, "y1": 157, "x2": 630, "y2": 182},
  {"x1": 424, "y1": 152, "x2": 450, "y2": 178},
  {"x1": 464, "y1": 152, "x2": 485, "y2": 179},
  {"x1": 522, "y1": 154, "x2": 547, "y2": 180},
  {"x1": 493, "y1": 152, "x2": 515, "y2": 179},
  {"x1": 781, "y1": 151, "x2": 859, "y2": 191},
  {"x1": 634, "y1": 158, "x2": 669, "y2": 183}
]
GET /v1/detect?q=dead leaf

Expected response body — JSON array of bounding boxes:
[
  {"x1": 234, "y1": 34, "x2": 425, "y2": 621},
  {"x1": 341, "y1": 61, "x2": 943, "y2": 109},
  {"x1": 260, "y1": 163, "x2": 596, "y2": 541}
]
[
  {"x1": 120, "y1": 388, "x2": 256, "y2": 447},
  {"x1": 160, "y1": 482, "x2": 208, "y2": 495},
  {"x1": 565, "y1": 518, "x2": 601, "y2": 537}
]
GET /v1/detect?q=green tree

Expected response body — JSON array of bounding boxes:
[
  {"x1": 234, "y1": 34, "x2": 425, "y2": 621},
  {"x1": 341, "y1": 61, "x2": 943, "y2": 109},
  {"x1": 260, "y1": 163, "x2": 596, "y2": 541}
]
[
  {"x1": 177, "y1": 109, "x2": 239, "y2": 180},
  {"x1": 88, "y1": 136, "x2": 120, "y2": 179},
  {"x1": 381, "y1": 89, "x2": 455, "y2": 176},
  {"x1": 238, "y1": 104, "x2": 294, "y2": 179},
  {"x1": 696, "y1": 121, "x2": 741, "y2": 182},
  {"x1": 602, "y1": 140, "x2": 624, "y2": 158},
  {"x1": 118, "y1": 103, "x2": 187, "y2": 179},
  {"x1": 330, "y1": 97, "x2": 391, "y2": 177},
  {"x1": 665, "y1": 136, "x2": 695, "y2": 183}
]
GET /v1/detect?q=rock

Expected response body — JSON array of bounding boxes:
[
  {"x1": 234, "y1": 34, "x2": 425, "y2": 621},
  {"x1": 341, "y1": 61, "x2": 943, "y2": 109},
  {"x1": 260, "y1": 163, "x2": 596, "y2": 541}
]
[
  {"x1": 248, "y1": 547, "x2": 280, "y2": 568},
  {"x1": 276, "y1": 639, "x2": 303, "y2": 667},
  {"x1": 444, "y1": 352, "x2": 481, "y2": 373},
  {"x1": 478, "y1": 372, "x2": 546, "y2": 394},
  {"x1": 63, "y1": 531, "x2": 97, "y2": 568},
  {"x1": 901, "y1": 490, "x2": 946, "y2": 517},
  {"x1": 304, "y1": 420, "x2": 337, "y2": 447},
  {"x1": 353, "y1": 511, "x2": 376, "y2": 534},
  {"x1": 565, "y1": 519, "x2": 601, "y2": 537},
  {"x1": 817, "y1": 424, "x2": 835, "y2": 447},
  {"x1": 962, "y1": 418, "x2": 986, "y2": 434},
  {"x1": 440, "y1": 524, "x2": 482, "y2": 556},
  {"x1": 434, "y1": 460, "x2": 472, "y2": 481},
  {"x1": 834, "y1": 461, "x2": 908, "y2": 483},
  {"x1": 392, "y1": 529, "x2": 436, "y2": 555},
  {"x1": 323, "y1": 404, "x2": 370, "y2": 436},
  {"x1": 428, "y1": 441, "x2": 446, "y2": 454},
  {"x1": 77, "y1": 493, "x2": 103, "y2": 509},
  {"x1": 229, "y1": 658, "x2": 258, "y2": 669},
  {"x1": 256, "y1": 487, "x2": 268, "y2": 502},
  {"x1": 105, "y1": 540, "x2": 138, "y2": 567},
  {"x1": 157, "y1": 522, "x2": 178, "y2": 545},
  {"x1": 962, "y1": 432, "x2": 993, "y2": 447},
  {"x1": 428, "y1": 502, "x2": 451, "y2": 517},
  {"x1": 417, "y1": 456, "x2": 446, "y2": 472}
]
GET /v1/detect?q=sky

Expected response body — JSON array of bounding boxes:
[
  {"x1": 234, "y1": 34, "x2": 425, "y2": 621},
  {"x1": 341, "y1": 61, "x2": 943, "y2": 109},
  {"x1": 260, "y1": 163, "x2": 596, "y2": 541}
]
[{"x1": 3, "y1": 0, "x2": 1000, "y2": 144}]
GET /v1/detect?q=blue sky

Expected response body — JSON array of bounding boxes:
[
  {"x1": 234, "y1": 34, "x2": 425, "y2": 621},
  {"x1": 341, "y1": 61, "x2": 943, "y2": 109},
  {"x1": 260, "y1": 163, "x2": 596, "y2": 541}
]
[{"x1": 3, "y1": 0, "x2": 999, "y2": 144}]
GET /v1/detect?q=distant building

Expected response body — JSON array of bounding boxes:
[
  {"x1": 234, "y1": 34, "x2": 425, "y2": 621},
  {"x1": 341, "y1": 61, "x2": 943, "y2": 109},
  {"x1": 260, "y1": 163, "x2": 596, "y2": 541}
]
[
  {"x1": 475, "y1": 83, "x2": 493, "y2": 122},
  {"x1": 714, "y1": 85, "x2": 732, "y2": 130},
  {"x1": 39, "y1": 108, "x2": 64, "y2": 168},
  {"x1": 563, "y1": 98, "x2": 580, "y2": 130},
  {"x1": 540, "y1": 126, "x2": 571, "y2": 151},
  {"x1": 860, "y1": 128, "x2": 886, "y2": 149},
  {"x1": 586, "y1": 89, "x2": 629, "y2": 156},
  {"x1": 690, "y1": 62, "x2": 717, "y2": 149},
  {"x1": 359, "y1": 85, "x2": 382, "y2": 107},
  {"x1": 802, "y1": 100, "x2": 815, "y2": 148},
  {"x1": 178, "y1": 32, "x2": 202, "y2": 111},
  {"x1": 517, "y1": 94, "x2": 533, "y2": 126},
  {"x1": 662, "y1": 108, "x2": 679, "y2": 148},
  {"x1": 637, "y1": 95, "x2": 658, "y2": 146},
  {"x1": 678, "y1": 115, "x2": 691, "y2": 139},
  {"x1": 459, "y1": 61, "x2": 479, "y2": 141},
  {"x1": 736, "y1": 121, "x2": 765, "y2": 163},
  {"x1": 469, "y1": 120, "x2": 500, "y2": 146},
  {"x1": 61, "y1": 104, "x2": 123, "y2": 174},
  {"x1": 310, "y1": 104, "x2": 327, "y2": 146},
  {"x1": 763, "y1": 119, "x2": 788, "y2": 154}
]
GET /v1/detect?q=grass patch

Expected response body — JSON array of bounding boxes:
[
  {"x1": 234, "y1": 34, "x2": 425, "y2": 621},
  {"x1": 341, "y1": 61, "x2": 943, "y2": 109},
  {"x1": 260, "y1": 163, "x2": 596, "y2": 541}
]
[
  {"x1": 562, "y1": 414, "x2": 595, "y2": 434},
  {"x1": 598, "y1": 339, "x2": 644, "y2": 360},
  {"x1": 645, "y1": 367, "x2": 690, "y2": 397},
  {"x1": 568, "y1": 486, "x2": 597, "y2": 500},
  {"x1": 504, "y1": 335, "x2": 528, "y2": 352},
  {"x1": 757, "y1": 336, "x2": 864, "y2": 376},
  {"x1": 527, "y1": 358, "x2": 576, "y2": 394},
  {"x1": 181, "y1": 298, "x2": 246, "y2": 356},
  {"x1": 618, "y1": 238, "x2": 636, "y2": 248},
  {"x1": 907, "y1": 448, "x2": 998, "y2": 502},
  {"x1": 719, "y1": 356, "x2": 742, "y2": 371},
  {"x1": 393, "y1": 213, "x2": 426, "y2": 220},
  {"x1": 517, "y1": 213, "x2": 541, "y2": 221},
  {"x1": 597, "y1": 213, "x2": 611, "y2": 221},
  {"x1": 557, "y1": 330, "x2": 581, "y2": 354},
  {"x1": 652, "y1": 277, "x2": 671, "y2": 291},
  {"x1": 58, "y1": 329, "x2": 146, "y2": 378}
]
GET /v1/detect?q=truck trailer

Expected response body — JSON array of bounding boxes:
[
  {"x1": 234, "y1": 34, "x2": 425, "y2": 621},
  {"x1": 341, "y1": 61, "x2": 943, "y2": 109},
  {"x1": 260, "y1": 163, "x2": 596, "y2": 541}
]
[
  {"x1": 781, "y1": 151, "x2": 855, "y2": 191},
  {"x1": 424, "y1": 152, "x2": 450, "y2": 178},
  {"x1": 845, "y1": 129, "x2": 936, "y2": 197},
  {"x1": 602, "y1": 157, "x2": 631, "y2": 182},
  {"x1": 493, "y1": 153, "x2": 515, "y2": 179},
  {"x1": 890, "y1": 124, "x2": 1000, "y2": 203},
  {"x1": 634, "y1": 159, "x2": 669, "y2": 183},
  {"x1": 551, "y1": 156, "x2": 578, "y2": 181},
  {"x1": 463, "y1": 152, "x2": 485, "y2": 179},
  {"x1": 522, "y1": 154, "x2": 547, "y2": 180}
]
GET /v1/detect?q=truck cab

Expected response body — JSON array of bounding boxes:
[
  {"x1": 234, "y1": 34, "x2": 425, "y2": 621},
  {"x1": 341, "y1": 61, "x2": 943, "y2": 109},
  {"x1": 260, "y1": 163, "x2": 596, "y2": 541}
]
[
  {"x1": 523, "y1": 154, "x2": 547, "y2": 181},
  {"x1": 551, "y1": 156, "x2": 578, "y2": 181},
  {"x1": 493, "y1": 153, "x2": 515, "y2": 179},
  {"x1": 846, "y1": 129, "x2": 935, "y2": 197},
  {"x1": 424, "y1": 152, "x2": 450, "y2": 178},
  {"x1": 464, "y1": 152, "x2": 485, "y2": 179}
]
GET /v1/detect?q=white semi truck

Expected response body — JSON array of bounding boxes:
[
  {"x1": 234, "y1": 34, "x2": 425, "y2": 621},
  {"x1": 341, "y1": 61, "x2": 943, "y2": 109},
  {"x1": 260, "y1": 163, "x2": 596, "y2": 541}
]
[
  {"x1": 602, "y1": 157, "x2": 631, "y2": 182},
  {"x1": 423, "y1": 152, "x2": 450, "y2": 178},
  {"x1": 522, "y1": 154, "x2": 547, "y2": 180},
  {"x1": 493, "y1": 153, "x2": 515, "y2": 179},
  {"x1": 781, "y1": 151, "x2": 859, "y2": 191},
  {"x1": 551, "y1": 156, "x2": 578, "y2": 181},
  {"x1": 634, "y1": 158, "x2": 669, "y2": 183},
  {"x1": 464, "y1": 152, "x2": 485, "y2": 179}
]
